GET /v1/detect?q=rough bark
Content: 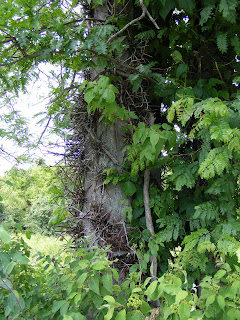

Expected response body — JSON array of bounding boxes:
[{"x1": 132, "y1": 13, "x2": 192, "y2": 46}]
[{"x1": 81, "y1": 1, "x2": 130, "y2": 247}]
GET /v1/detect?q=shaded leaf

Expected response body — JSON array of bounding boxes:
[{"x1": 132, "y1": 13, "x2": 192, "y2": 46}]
[
  {"x1": 122, "y1": 181, "x2": 136, "y2": 196},
  {"x1": 0, "y1": 227, "x2": 10, "y2": 244}
]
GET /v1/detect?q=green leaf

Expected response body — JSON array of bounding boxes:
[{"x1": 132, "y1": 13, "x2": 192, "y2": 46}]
[
  {"x1": 102, "y1": 274, "x2": 113, "y2": 294},
  {"x1": 178, "y1": 0, "x2": 196, "y2": 14},
  {"x1": 179, "y1": 302, "x2": 190, "y2": 319},
  {"x1": 98, "y1": 76, "x2": 110, "y2": 88},
  {"x1": 103, "y1": 88, "x2": 115, "y2": 103},
  {"x1": 4, "y1": 262, "x2": 15, "y2": 275},
  {"x1": 64, "y1": 256, "x2": 72, "y2": 264},
  {"x1": 89, "y1": 276, "x2": 100, "y2": 295},
  {"x1": 172, "y1": 50, "x2": 183, "y2": 63},
  {"x1": 112, "y1": 268, "x2": 119, "y2": 282},
  {"x1": 217, "y1": 32, "x2": 228, "y2": 53},
  {"x1": 150, "y1": 130, "x2": 159, "y2": 148},
  {"x1": 200, "y1": 6, "x2": 213, "y2": 25},
  {"x1": 12, "y1": 252, "x2": 29, "y2": 264},
  {"x1": 179, "y1": 302, "x2": 190, "y2": 320},
  {"x1": 63, "y1": 315, "x2": 73, "y2": 320},
  {"x1": 175, "y1": 290, "x2": 188, "y2": 303},
  {"x1": 122, "y1": 181, "x2": 136, "y2": 196},
  {"x1": 97, "y1": 56, "x2": 107, "y2": 68},
  {"x1": 176, "y1": 63, "x2": 187, "y2": 78},
  {"x1": 104, "y1": 295, "x2": 116, "y2": 304},
  {"x1": 163, "y1": 284, "x2": 182, "y2": 295},
  {"x1": 0, "y1": 227, "x2": 10, "y2": 244},
  {"x1": 74, "y1": 293, "x2": 82, "y2": 305},
  {"x1": 104, "y1": 307, "x2": 114, "y2": 320},
  {"x1": 145, "y1": 280, "x2": 158, "y2": 299},
  {"x1": 227, "y1": 308, "x2": 238, "y2": 320},
  {"x1": 206, "y1": 294, "x2": 215, "y2": 307},
  {"x1": 133, "y1": 128, "x2": 143, "y2": 144},
  {"x1": 217, "y1": 295, "x2": 225, "y2": 310},
  {"x1": 159, "y1": 0, "x2": 176, "y2": 20},
  {"x1": 214, "y1": 269, "x2": 226, "y2": 279},
  {"x1": 126, "y1": 311, "x2": 145, "y2": 320},
  {"x1": 52, "y1": 300, "x2": 68, "y2": 313},
  {"x1": 84, "y1": 90, "x2": 96, "y2": 104},
  {"x1": 116, "y1": 309, "x2": 126, "y2": 320},
  {"x1": 60, "y1": 301, "x2": 69, "y2": 316},
  {"x1": 77, "y1": 272, "x2": 88, "y2": 286},
  {"x1": 129, "y1": 74, "x2": 143, "y2": 93},
  {"x1": 25, "y1": 230, "x2": 31, "y2": 239},
  {"x1": 92, "y1": 260, "x2": 105, "y2": 270},
  {"x1": 68, "y1": 292, "x2": 78, "y2": 300},
  {"x1": 5, "y1": 180, "x2": 13, "y2": 186},
  {"x1": 0, "y1": 252, "x2": 10, "y2": 262}
]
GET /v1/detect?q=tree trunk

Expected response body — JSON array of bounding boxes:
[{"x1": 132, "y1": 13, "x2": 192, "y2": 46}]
[{"x1": 81, "y1": 1, "x2": 131, "y2": 249}]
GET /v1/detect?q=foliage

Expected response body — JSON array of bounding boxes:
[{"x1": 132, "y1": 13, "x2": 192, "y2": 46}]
[
  {"x1": 20, "y1": 232, "x2": 68, "y2": 259},
  {"x1": 1, "y1": 222, "x2": 240, "y2": 320},
  {"x1": 0, "y1": 165, "x2": 62, "y2": 231},
  {"x1": 25, "y1": 196, "x2": 58, "y2": 234}
]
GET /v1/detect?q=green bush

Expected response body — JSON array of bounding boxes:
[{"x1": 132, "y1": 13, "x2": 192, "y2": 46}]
[
  {"x1": 25, "y1": 196, "x2": 57, "y2": 234},
  {"x1": 1, "y1": 222, "x2": 240, "y2": 320}
]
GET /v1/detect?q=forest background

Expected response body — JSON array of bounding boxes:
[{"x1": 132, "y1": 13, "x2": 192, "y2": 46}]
[{"x1": 1, "y1": 0, "x2": 240, "y2": 319}]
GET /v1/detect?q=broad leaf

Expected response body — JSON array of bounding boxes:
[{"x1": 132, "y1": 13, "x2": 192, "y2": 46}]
[{"x1": 122, "y1": 181, "x2": 136, "y2": 196}]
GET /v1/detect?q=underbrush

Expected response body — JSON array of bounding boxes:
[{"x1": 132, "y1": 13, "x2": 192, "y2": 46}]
[
  {"x1": 20, "y1": 232, "x2": 68, "y2": 259},
  {"x1": 1, "y1": 222, "x2": 240, "y2": 320}
]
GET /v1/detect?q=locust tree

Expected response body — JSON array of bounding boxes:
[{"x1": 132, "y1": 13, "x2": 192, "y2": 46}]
[{"x1": 0, "y1": 0, "x2": 240, "y2": 286}]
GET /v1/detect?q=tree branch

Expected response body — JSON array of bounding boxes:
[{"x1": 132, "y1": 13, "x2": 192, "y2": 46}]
[
  {"x1": 107, "y1": 0, "x2": 159, "y2": 44},
  {"x1": 37, "y1": 115, "x2": 52, "y2": 144}
]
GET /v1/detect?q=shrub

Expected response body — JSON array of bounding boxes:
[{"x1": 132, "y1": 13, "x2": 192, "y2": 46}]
[{"x1": 1, "y1": 222, "x2": 240, "y2": 319}]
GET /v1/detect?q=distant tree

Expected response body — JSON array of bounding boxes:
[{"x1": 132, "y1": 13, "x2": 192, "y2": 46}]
[
  {"x1": 0, "y1": 165, "x2": 61, "y2": 228},
  {"x1": 25, "y1": 195, "x2": 57, "y2": 234}
]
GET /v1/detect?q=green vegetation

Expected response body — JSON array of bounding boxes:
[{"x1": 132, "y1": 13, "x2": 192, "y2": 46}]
[
  {"x1": 1, "y1": 222, "x2": 240, "y2": 319},
  {"x1": 0, "y1": 0, "x2": 240, "y2": 319},
  {"x1": 0, "y1": 165, "x2": 63, "y2": 233},
  {"x1": 20, "y1": 232, "x2": 67, "y2": 259}
]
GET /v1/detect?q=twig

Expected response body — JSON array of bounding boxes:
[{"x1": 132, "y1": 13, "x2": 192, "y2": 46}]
[
  {"x1": 89, "y1": 49, "x2": 157, "y2": 84},
  {"x1": 37, "y1": 115, "x2": 52, "y2": 144},
  {"x1": 107, "y1": 0, "x2": 159, "y2": 44},
  {"x1": 48, "y1": 85, "x2": 78, "y2": 105}
]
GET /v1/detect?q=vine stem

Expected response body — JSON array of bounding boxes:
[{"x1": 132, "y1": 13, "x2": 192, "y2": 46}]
[
  {"x1": 1, "y1": 278, "x2": 27, "y2": 320},
  {"x1": 143, "y1": 169, "x2": 157, "y2": 278}
]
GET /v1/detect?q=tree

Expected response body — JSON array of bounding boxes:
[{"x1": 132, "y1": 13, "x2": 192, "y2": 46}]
[
  {"x1": 0, "y1": 165, "x2": 61, "y2": 230},
  {"x1": 0, "y1": 0, "x2": 240, "y2": 288}
]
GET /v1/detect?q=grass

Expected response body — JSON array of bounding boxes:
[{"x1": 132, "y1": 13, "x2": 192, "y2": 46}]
[{"x1": 19, "y1": 232, "x2": 69, "y2": 259}]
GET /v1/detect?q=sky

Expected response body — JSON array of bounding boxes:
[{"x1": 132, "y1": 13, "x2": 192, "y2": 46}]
[{"x1": 0, "y1": 65, "x2": 65, "y2": 176}]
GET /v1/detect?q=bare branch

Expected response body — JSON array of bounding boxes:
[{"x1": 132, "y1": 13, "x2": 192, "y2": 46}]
[
  {"x1": 37, "y1": 115, "x2": 52, "y2": 144},
  {"x1": 107, "y1": 0, "x2": 159, "y2": 44}
]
